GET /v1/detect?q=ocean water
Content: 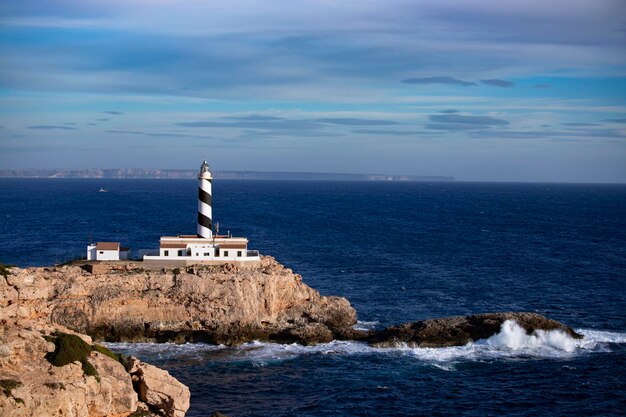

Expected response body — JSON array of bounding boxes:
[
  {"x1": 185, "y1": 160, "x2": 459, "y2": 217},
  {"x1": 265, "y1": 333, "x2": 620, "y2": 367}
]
[{"x1": 1, "y1": 179, "x2": 625, "y2": 416}]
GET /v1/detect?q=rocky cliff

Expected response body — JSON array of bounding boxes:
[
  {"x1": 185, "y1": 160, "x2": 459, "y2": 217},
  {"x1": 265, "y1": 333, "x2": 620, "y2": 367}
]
[
  {"x1": 1, "y1": 256, "x2": 357, "y2": 346},
  {"x1": 0, "y1": 320, "x2": 190, "y2": 417}
]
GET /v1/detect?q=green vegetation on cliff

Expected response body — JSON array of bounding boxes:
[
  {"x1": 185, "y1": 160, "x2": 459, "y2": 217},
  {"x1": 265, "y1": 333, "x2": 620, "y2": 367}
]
[{"x1": 45, "y1": 332, "x2": 125, "y2": 382}]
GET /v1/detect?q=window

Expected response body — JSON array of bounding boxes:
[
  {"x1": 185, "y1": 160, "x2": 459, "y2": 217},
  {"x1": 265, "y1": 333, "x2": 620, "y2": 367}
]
[
  {"x1": 215, "y1": 248, "x2": 220, "y2": 257},
  {"x1": 164, "y1": 250, "x2": 169, "y2": 256},
  {"x1": 224, "y1": 251, "x2": 229, "y2": 257},
  {"x1": 99, "y1": 251, "x2": 104, "y2": 254},
  {"x1": 237, "y1": 251, "x2": 242, "y2": 257},
  {"x1": 203, "y1": 252, "x2": 210, "y2": 256},
  {"x1": 178, "y1": 250, "x2": 184, "y2": 256}
]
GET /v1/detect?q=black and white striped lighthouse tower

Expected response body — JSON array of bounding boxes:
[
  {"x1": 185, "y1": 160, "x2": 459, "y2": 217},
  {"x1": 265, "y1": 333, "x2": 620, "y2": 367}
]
[{"x1": 197, "y1": 160, "x2": 213, "y2": 238}]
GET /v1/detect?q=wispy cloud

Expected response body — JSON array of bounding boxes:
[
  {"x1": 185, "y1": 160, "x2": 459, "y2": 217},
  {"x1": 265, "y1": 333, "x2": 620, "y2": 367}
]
[
  {"x1": 27, "y1": 125, "x2": 77, "y2": 130},
  {"x1": 561, "y1": 122, "x2": 599, "y2": 126},
  {"x1": 103, "y1": 110, "x2": 123, "y2": 115},
  {"x1": 602, "y1": 118, "x2": 626, "y2": 123},
  {"x1": 105, "y1": 130, "x2": 143, "y2": 134},
  {"x1": 480, "y1": 79, "x2": 515, "y2": 87},
  {"x1": 176, "y1": 119, "x2": 325, "y2": 130},
  {"x1": 223, "y1": 115, "x2": 284, "y2": 121},
  {"x1": 402, "y1": 77, "x2": 475, "y2": 86},
  {"x1": 352, "y1": 129, "x2": 430, "y2": 136},
  {"x1": 316, "y1": 118, "x2": 400, "y2": 126},
  {"x1": 429, "y1": 114, "x2": 510, "y2": 126}
]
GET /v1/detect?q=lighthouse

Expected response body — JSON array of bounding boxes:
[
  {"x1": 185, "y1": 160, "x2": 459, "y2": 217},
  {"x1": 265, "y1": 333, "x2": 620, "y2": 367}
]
[
  {"x1": 89, "y1": 160, "x2": 260, "y2": 266},
  {"x1": 197, "y1": 160, "x2": 213, "y2": 238}
]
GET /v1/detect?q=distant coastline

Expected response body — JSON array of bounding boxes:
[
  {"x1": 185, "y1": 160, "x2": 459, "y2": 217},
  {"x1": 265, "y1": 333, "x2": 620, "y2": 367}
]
[{"x1": 0, "y1": 168, "x2": 454, "y2": 182}]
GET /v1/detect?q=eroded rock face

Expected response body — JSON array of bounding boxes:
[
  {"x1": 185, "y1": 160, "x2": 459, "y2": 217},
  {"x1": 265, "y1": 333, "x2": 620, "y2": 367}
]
[
  {"x1": 367, "y1": 312, "x2": 583, "y2": 348},
  {"x1": 0, "y1": 322, "x2": 137, "y2": 417},
  {"x1": 126, "y1": 356, "x2": 190, "y2": 417},
  {"x1": 2, "y1": 256, "x2": 357, "y2": 345}
]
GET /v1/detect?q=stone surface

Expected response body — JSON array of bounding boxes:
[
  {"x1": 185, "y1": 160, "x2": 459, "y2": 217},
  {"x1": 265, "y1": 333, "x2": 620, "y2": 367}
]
[
  {"x1": 0, "y1": 322, "x2": 137, "y2": 417},
  {"x1": 2, "y1": 256, "x2": 357, "y2": 345},
  {"x1": 367, "y1": 312, "x2": 583, "y2": 348},
  {"x1": 127, "y1": 357, "x2": 190, "y2": 417}
]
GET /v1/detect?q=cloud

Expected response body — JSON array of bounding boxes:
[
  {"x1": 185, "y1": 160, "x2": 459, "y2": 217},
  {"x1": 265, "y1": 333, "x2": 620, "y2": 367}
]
[
  {"x1": 176, "y1": 118, "x2": 325, "y2": 131},
  {"x1": 104, "y1": 130, "x2": 209, "y2": 139},
  {"x1": 27, "y1": 125, "x2": 77, "y2": 130},
  {"x1": 480, "y1": 79, "x2": 515, "y2": 87},
  {"x1": 468, "y1": 127, "x2": 625, "y2": 140},
  {"x1": 239, "y1": 129, "x2": 341, "y2": 138},
  {"x1": 532, "y1": 84, "x2": 551, "y2": 89},
  {"x1": 352, "y1": 129, "x2": 429, "y2": 136},
  {"x1": 105, "y1": 129, "x2": 144, "y2": 134},
  {"x1": 402, "y1": 77, "x2": 475, "y2": 86},
  {"x1": 316, "y1": 118, "x2": 400, "y2": 126},
  {"x1": 63, "y1": 122, "x2": 76, "y2": 125},
  {"x1": 95, "y1": 118, "x2": 110, "y2": 122},
  {"x1": 103, "y1": 110, "x2": 123, "y2": 115},
  {"x1": 602, "y1": 118, "x2": 626, "y2": 123},
  {"x1": 145, "y1": 133, "x2": 209, "y2": 139},
  {"x1": 439, "y1": 109, "x2": 459, "y2": 114},
  {"x1": 425, "y1": 123, "x2": 493, "y2": 131},
  {"x1": 223, "y1": 115, "x2": 285, "y2": 121},
  {"x1": 428, "y1": 114, "x2": 510, "y2": 126},
  {"x1": 561, "y1": 122, "x2": 599, "y2": 126}
]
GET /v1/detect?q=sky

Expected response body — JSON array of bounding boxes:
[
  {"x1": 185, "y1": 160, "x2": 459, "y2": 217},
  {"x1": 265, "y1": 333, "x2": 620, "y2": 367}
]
[{"x1": 0, "y1": 0, "x2": 625, "y2": 182}]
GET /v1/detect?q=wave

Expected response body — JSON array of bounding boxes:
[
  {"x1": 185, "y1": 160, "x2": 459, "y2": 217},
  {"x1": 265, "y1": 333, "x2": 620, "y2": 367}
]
[
  {"x1": 106, "y1": 321, "x2": 626, "y2": 368},
  {"x1": 352, "y1": 320, "x2": 381, "y2": 331}
]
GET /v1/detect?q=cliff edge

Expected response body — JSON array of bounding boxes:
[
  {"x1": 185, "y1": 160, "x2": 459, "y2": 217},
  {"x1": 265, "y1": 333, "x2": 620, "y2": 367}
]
[{"x1": 2, "y1": 256, "x2": 357, "y2": 346}]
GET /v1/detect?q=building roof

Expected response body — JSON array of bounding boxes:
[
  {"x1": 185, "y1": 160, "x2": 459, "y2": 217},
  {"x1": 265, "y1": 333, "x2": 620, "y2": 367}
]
[
  {"x1": 218, "y1": 243, "x2": 247, "y2": 249},
  {"x1": 160, "y1": 236, "x2": 248, "y2": 244},
  {"x1": 160, "y1": 243, "x2": 188, "y2": 249},
  {"x1": 96, "y1": 242, "x2": 120, "y2": 251}
]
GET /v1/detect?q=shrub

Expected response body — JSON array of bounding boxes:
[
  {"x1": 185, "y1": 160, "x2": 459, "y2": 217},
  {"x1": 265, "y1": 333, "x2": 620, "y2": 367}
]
[
  {"x1": 44, "y1": 382, "x2": 66, "y2": 390},
  {"x1": 45, "y1": 332, "x2": 100, "y2": 381},
  {"x1": 0, "y1": 263, "x2": 12, "y2": 278},
  {"x1": 44, "y1": 332, "x2": 127, "y2": 383},
  {"x1": 45, "y1": 333, "x2": 92, "y2": 367},
  {"x1": 93, "y1": 344, "x2": 120, "y2": 362},
  {"x1": 0, "y1": 379, "x2": 21, "y2": 397}
]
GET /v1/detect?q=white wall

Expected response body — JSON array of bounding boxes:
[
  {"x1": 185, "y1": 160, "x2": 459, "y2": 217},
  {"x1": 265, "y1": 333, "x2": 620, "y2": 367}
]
[
  {"x1": 87, "y1": 245, "x2": 97, "y2": 261},
  {"x1": 96, "y1": 249, "x2": 120, "y2": 261}
]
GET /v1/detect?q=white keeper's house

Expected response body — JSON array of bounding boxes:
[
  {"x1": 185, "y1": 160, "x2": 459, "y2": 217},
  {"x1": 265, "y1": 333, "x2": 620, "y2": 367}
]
[
  {"x1": 87, "y1": 160, "x2": 260, "y2": 266},
  {"x1": 87, "y1": 242, "x2": 130, "y2": 261}
]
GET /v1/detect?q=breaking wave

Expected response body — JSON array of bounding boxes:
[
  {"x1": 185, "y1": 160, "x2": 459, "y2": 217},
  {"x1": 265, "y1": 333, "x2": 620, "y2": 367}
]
[{"x1": 107, "y1": 320, "x2": 626, "y2": 369}]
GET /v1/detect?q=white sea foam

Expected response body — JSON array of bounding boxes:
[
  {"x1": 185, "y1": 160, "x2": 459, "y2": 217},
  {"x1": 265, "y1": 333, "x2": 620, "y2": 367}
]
[
  {"x1": 353, "y1": 320, "x2": 381, "y2": 331},
  {"x1": 481, "y1": 319, "x2": 578, "y2": 352},
  {"x1": 106, "y1": 321, "x2": 626, "y2": 368}
]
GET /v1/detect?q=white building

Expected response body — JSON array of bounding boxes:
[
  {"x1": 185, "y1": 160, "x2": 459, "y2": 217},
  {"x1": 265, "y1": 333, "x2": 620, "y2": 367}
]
[
  {"x1": 142, "y1": 234, "x2": 260, "y2": 266},
  {"x1": 86, "y1": 160, "x2": 260, "y2": 267},
  {"x1": 87, "y1": 242, "x2": 130, "y2": 261}
]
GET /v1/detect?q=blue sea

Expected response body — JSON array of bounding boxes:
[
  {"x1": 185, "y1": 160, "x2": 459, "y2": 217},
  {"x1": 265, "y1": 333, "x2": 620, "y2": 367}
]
[{"x1": 1, "y1": 179, "x2": 625, "y2": 416}]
